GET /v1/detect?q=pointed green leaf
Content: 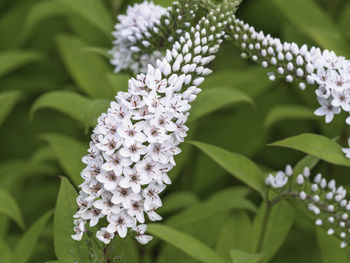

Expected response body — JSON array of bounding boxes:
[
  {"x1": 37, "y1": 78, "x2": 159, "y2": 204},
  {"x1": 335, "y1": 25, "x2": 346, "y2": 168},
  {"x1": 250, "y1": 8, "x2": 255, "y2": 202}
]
[
  {"x1": 13, "y1": 210, "x2": 53, "y2": 263},
  {"x1": 56, "y1": 34, "x2": 114, "y2": 98},
  {"x1": 269, "y1": 133, "x2": 350, "y2": 168},
  {"x1": 84, "y1": 98, "x2": 109, "y2": 131},
  {"x1": 0, "y1": 187, "x2": 24, "y2": 229},
  {"x1": 54, "y1": 177, "x2": 89, "y2": 262},
  {"x1": 0, "y1": 50, "x2": 43, "y2": 78},
  {"x1": 30, "y1": 91, "x2": 90, "y2": 123},
  {"x1": 230, "y1": 249, "x2": 266, "y2": 263},
  {"x1": 316, "y1": 228, "x2": 349, "y2": 263},
  {"x1": 167, "y1": 187, "x2": 256, "y2": 228},
  {"x1": 56, "y1": 0, "x2": 113, "y2": 38},
  {"x1": 0, "y1": 91, "x2": 21, "y2": 127},
  {"x1": 252, "y1": 201, "x2": 295, "y2": 262},
  {"x1": 0, "y1": 237, "x2": 12, "y2": 263},
  {"x1": 158, "y1": 191, "x2": 199, "y2": 214},
  {"x1": 189, "y1": 141, "x2": 266, "y2": 196},
  {"x1": 42, "y1": 134, "x2": 85, "y2": 185},
  {"x1": 189, "y1": 88, "x2": 253, "y2": 122},
  {"x1": 147, "y1": 224, "x2": 226, "y2": 263},
  {"x1": 270, "y1": 0, "x2": 350, "y2": 56},
  {"x1": 264, "y1": 105, "x2": 315, "y2": 128}
]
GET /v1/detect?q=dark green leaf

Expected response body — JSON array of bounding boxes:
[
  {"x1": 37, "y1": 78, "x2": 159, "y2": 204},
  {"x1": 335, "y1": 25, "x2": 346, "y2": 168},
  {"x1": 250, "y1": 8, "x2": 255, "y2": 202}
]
[
  {"x1": 0, "y1": 187, "x2": 24, "y2": 229},
  {"x1": 13, "y1": 210, "x2": 53, "y2": 263},
  {"x1": 270, "y1": 0, "x2": 350, "y2": 56},
  {"x1": 269, "y1": 133, "x2": 350, "y2": 168},
  {"x1": 0, "y1": 91, "x2": 21, "y2": 127},
  {"x1": 147, "y1": 224, "x2": 226, "y2": 263},
  {"x1": 189, "y1": 88, "x2": 253, "y2": 122},
  {"x1": 0, "y1": 237, "x2": 12, "y2": 263},
  {"x1": 0, "y1": 50, "x2": 43, "y2": 78},
  {"x1": 189, "y1": 141, "x2": 266, "y2": 196},
  {"x1": 264, "y1": 105, "x2": 315, "y2": 128}
]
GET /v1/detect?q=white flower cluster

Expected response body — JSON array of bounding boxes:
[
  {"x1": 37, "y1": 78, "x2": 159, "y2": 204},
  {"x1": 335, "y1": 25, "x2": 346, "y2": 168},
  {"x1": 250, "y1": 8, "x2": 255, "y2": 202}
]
[
  {"x1": 267, "y1": 165, "x2": 350, "y2": 248},
  {"x1": 73, "y1": 7, "x2": 231, "y2": 245},
  {"x1": 110, "y1": 1, "x2": 166, "y2": 74},
  {"x1": 228, "y1": 18, "x2": 350, "y2": 158},
  {"x1": 110, "y1": 1, "x2": 198, "y2": 74}
]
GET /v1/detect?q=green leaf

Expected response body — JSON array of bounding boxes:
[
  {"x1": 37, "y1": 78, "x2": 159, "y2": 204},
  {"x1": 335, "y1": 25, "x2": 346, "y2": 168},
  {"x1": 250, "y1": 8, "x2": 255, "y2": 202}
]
[
  {"x1": 230, "y1": 249, "x2": 266, "y2": 263},
  {"x1": 13, "y1": 210, "x2": 53, "y2": 263},
  {"x1": 316, "y1": 228, "x2": 349, "y2": 263},
  {"x1": 270, "y1": 0, "x2": 350, "y2": 56},
  {"x1": 42, "y1": 134, "x2": 85, "y2": 185},
  {"x1": 293, "y1": 155, "x2": 320, "y2": 176},
  {"x1": 252, "y1": 201, "x2": 295, "y2": 262},
  {"x1": 0, "y1": 187, "x2": 24, "y2": 229},
  {"x1": 189, "y1": 141, "x2": 266, "y2": 196},
  {"x1": 56, "y1": 0, "x2": 113, "y2": 38},
  {"x1": 147, "y1": 224, "x2": 226, "y2": 263},
  {"x1": 264, "y1": 105, "x2": 315, "y2": 128},
  {"x1": 84, "y1": 98, "x2": 109, "y2": 131},
  {"x1": 269, "y1": 133, "x2": 350, "y2": 168},
  {"x1": 0, "y1": 91, "x2": 21, "y2": 127},
  {"x1": 56, "y1": 34, "x2": 114, "y2": 98},
  {"x1": 106, "y1": 73, "x2": 129, "y2": 93},
  {"x1": 24, "y1": 1, "x2": 67, "y2": 39},
  {"x1": 54, "y1": 177, "x2": 89, "y2": 262},
  {"x1": 30, "y1": 91, "x2": 90, "y2": 123},
  {"x1": 216, "y1": 211, "x2": 253, "y2": 262},
  {"x1": 0, "y1": 50, "x2": 43, "y2": 78},
  {"x1": 158, "y1": 191, "x2": 199, "y2": 214},
  {"x1": 0, "y1": 237, "x2": 12, "y2": 263},
  {"x1": 189, "y1": 88, "x2": 253, "y2": 122},
  {"x1": 167, "y1": 187, "x2": 256, "y2": 228}
]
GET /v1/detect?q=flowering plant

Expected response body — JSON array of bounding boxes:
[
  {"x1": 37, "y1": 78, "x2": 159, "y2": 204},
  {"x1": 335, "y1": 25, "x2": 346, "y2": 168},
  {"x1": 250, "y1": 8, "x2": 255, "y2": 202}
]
[{"x1": 2, "y1": 0, "x2": 350, "y2": 262}]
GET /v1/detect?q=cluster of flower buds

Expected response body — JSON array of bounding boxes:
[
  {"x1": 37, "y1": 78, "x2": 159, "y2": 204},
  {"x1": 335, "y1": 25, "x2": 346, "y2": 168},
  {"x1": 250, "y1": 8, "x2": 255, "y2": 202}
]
[
  {"x1": 267, "y1": 165, "x2": 350, "y2": 248},
  {"x1": 110, "y1": 0, "x2": 199, "y2": 74},
  {"x1": 73, "y1": 2, "x2": 236, "y2": 245},
  {"x1": 227, "y1": 18, "x2": 350, "y2": 158}
]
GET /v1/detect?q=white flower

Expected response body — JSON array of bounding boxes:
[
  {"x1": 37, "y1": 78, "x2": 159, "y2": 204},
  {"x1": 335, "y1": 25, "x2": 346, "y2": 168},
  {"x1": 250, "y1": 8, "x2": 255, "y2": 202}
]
[
  {"x1": 111, "y1": 187, "x2": 141, "y2": 209},
  {"x1": 134, "y1": 224, "x2": 153, "y2": 245},
  {"x1": 96, "y1": 228, "x2": 114, "y2": 244},
  {"x1": 314, "y1": 97, "x2": 340, "y2": 123},
  {"x1": 266, "y1": 171, "x2": 288, "y2": 188},
  {"x1": 107, "y1": 210, "x2": 136, "y2": 238},
  {"x1": 119, "y1": 167, "x2": 151, "y2": 193},
  {"x1": 72, "y1": 219, "x2": 85, "y2": 241},
  {"x1": 331, "y1": 89, "x2": 350, "y2": 111}
]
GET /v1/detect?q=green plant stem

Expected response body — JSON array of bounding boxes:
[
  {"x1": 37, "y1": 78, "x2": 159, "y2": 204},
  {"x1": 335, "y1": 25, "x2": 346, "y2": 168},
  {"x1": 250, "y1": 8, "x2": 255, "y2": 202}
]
[{"x1": 256, "y1": 201, "x2": 271, "y2": 253}]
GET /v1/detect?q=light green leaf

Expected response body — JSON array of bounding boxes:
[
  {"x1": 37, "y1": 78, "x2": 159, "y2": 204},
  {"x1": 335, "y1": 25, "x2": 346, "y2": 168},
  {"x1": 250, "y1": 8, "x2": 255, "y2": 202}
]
[
  {"x1": 54, "y1": 177, "x2": 89, "y2": 262},
  {"x1": 269, "y1": 133, "x2": 350, "y2": 168},
  {"x1": 0, "y1": 91, "x2": 21, "y2": 127},
  {"x1": 0, "y1": 50, "x2": 43, "y2": 78},
  {"x1": 270, "y1": 0, "x2": 350, "y2": 56},
  {"x1": 252, "y1": 201, "x2": 295, "y2": 262},
  {"x1": 316, "y1": 228, "x2": 349, "y2": 263},
  {"x1": 30, "y1": 91, "x2": 90, "y2": 123},
  {"x1": 0, "y1": 237, "x2": 12, "y2": 263},
  {"x1": 56, "y1": 0, "x2": 113, "y2": 38},
  {"x1": 189, "y1": 88, "x2": 253, "y2": 122},
  {"x1": 0, "y1": 187, "x2": 24, "y2": 229},
  {"x1": 293, "y1": 155, "x2": 320, "y2": 176},
  {"x1": 56, "y1": 34, "x2": 114, "y2": 98},
  {"x1": 158, "y1": 191, "x2": 199, "y2": 214},
  {"x1": 189, "y1": 141, "x2": 266, "y2": 196},
  {"x1": 264, "y1": 105, "x2": 315, "y2": 128},
  {"x1": 42, "y1": 134, "x2": 85, "y2": 185},
  {"x1": 147, "y1": 224, "x2": 226, "y2": 263},
  {"x1": 167, "y1": 187, "x2": 256, "y2": 228},
  {"x1": 13, "y1": 210, "x2": 53, "y2": 263},
  {"x1": 230, "y1": 249, "x2": 266, "y2": 263}
]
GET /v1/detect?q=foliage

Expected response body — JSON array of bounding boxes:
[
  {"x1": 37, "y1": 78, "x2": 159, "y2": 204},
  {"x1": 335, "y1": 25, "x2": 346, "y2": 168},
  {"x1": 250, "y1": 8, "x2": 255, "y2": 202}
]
[{"x1": 1, "y1": 0, "x2": 350, "y2": 262}]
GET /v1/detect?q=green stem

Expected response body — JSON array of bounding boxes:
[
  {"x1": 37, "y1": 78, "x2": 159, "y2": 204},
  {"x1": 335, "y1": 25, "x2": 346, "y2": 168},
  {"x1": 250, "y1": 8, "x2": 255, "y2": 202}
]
[{"x1": 256, "y1": 202, "x2": 272, "y2": 253}]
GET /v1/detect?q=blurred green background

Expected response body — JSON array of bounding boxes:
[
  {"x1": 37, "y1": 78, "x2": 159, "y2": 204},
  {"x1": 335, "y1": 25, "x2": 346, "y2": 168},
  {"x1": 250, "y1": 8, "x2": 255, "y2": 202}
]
[{"x1": 1, "y1": 0, "x2": 350, "y2": 262}]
